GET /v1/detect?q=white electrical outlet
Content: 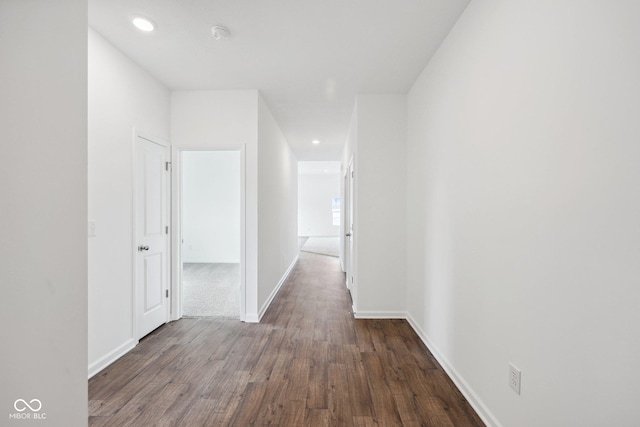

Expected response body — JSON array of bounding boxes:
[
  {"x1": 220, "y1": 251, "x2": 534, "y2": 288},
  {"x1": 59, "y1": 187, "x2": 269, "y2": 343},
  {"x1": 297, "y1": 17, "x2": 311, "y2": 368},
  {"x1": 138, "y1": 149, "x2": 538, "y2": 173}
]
[
  {"x1": 88, "y1": 220, "x2": 96, "y2": 237},
  {"x1": 509, "y1": 363, "x2": 521, "y2": 394}
]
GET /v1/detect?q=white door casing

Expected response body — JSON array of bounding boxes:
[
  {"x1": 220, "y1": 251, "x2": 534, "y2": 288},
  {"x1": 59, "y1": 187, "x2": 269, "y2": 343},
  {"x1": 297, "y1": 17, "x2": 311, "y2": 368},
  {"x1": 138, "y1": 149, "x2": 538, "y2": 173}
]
[
  {"x1": 135, "y1": 133, "x2": 170, "y2": 339},
  {"x1": 347, "y1": 158, "x2": 355, "y2": 311},
  {"x1": 171, "y1": 146, "x2": 247, "y2": 322}
]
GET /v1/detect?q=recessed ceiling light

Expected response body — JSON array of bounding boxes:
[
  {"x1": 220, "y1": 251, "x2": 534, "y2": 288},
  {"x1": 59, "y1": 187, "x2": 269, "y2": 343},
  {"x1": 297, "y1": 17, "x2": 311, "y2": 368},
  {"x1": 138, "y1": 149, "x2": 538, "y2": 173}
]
[
  {"x1": 132, "y1": 17, "x2": 156, "y2": 32},
  {"x1": 312, "y1": 139, "x2": 320, "y2": 145}
]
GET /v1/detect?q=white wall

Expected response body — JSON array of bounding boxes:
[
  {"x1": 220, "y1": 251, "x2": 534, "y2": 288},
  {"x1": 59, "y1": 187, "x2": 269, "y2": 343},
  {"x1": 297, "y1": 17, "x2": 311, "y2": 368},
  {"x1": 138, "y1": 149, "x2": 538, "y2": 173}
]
[
  {"x1": 355, "y1": 94, "x2": 407, "y2": 316},
  {"x1": 171, "y1": 90, "x2": 259, "y2": 319},
  {"x1": 298, "y1": 163, "x2": 341, "y2": 237},
  {"x1": 172, "y1": 91, "x2": 298, "y2": 321},
  {"x1": 257, "y1": 94, "x2": 299, "y2": 318},
  {"x1": 342, "y1": 95, "x2": 407, "y2": 317},
  {"x1": 0, "y1": 1, "x2": 88, "y2": 425},
  {"x1": 182, "y1": 151, "x2": 241, "y2": 263},
  {"x1": 406, "y1": 1, "x2": 640, "y2": 426},
  {"x1": 88, "y1": 28, "x2": 170, "y2": 375}
]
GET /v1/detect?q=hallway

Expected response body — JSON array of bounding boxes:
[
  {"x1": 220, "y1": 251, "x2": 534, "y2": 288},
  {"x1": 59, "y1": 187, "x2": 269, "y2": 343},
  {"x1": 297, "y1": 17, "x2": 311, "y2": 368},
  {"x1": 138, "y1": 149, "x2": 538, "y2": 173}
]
[{"x1": 88, "y1": 252, "x2": 483, "y2": 426}]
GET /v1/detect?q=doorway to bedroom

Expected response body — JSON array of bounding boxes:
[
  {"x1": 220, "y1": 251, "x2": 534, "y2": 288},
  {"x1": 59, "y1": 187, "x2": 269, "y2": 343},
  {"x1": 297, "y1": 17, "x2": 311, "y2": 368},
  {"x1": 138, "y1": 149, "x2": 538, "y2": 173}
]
[
  {"x1": 181, "y1": 150, "x2": 241, "y2": 318},
  {"x1": 298, "y1": 161, "x2": 341, "y2": 258}
]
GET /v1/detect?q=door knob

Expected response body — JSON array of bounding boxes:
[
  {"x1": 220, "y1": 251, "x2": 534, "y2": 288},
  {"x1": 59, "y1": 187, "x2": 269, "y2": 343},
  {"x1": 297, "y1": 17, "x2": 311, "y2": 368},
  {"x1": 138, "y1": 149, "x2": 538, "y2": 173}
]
[
  {"x1": 345, "y1": 233, "x2": 352, "y2": 237},
  {"x1": 138, "y1": 245, "x2": 149, "y2": 252}
]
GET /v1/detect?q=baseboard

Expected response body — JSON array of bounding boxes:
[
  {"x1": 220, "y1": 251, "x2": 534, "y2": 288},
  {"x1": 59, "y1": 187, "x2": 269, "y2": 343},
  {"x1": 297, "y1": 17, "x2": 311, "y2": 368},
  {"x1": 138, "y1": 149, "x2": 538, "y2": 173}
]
[
  {"x1": 182, "y1": 260, "x2": 241, "y2": 264},
  {"x1": 257, "y1": 255, "x2": 299, "y2": 322},
  {"x1": 244, "y1": 313, "x2": 259, "y2": 323},
  {"x1": 88, "y1": 338, "x2": 138, "y2": 379},
  {"x1": 405, "y1": 313, "x2": 501, "y2": 427},
  {"x1": 353, "y1": 310, "x2": 407, "y2": 319}
]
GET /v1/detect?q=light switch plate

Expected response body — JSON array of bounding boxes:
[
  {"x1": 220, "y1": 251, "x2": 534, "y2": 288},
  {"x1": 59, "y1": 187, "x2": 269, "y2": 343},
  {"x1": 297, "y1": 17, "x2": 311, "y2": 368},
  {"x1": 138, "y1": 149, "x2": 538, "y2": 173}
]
[{"x1": 509, "y1": 363, "x2": 521, "y2": 395}]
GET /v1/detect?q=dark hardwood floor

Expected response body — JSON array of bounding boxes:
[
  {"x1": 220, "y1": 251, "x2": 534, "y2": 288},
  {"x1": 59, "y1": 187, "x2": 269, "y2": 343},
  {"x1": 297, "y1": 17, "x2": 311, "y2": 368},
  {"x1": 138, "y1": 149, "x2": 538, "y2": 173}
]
[{"x1": 89, "y1": 252, "x2": 484, "y2": 426}]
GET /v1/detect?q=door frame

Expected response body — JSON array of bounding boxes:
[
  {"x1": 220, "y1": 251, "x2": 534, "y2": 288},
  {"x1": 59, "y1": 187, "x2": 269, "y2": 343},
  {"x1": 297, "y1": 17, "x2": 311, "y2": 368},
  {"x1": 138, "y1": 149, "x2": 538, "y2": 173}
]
[
  {"x1": 346, "y1": 156, "x2": 356, "y2": 313},
  {"x1": 132, "y1": 129, "x2": 171, "y2": 340},
  {"x1": 170, "y1": 145, "x2": 247, "y2": 322},
  {"x1": 342, "y1": 166, "x2": 349, "y2": 275}
]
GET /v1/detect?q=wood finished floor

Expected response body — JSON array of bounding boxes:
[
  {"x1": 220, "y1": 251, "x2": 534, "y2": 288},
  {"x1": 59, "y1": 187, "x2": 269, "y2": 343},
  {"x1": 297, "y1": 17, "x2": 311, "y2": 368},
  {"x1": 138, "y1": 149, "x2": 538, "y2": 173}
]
[{"x1": 89, "y1": 252, "x2": 484, "y2": 426}]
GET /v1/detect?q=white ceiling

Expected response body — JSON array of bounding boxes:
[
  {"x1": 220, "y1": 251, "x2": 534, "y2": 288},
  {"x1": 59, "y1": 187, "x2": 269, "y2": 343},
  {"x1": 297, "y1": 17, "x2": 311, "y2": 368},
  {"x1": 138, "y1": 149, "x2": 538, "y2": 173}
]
[
  {"x1": 298, "y1": 161, "x2": 341, "y2": 176},
  {"x1": 89, "y1": 0, "x2": 469, "y2": 160}
]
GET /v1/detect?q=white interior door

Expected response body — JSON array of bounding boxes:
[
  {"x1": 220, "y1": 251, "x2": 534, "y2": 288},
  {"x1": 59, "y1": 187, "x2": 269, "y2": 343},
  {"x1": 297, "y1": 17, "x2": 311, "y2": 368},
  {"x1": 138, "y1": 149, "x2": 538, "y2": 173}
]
[
  {"x1": 347, "y1": 160, "x2": 355, "y2": 303},
  {"x1": 343, "y1": 169, "x2": 349, "y2": 275},
  {"x1": 135, "y1": 134, "x2": 170, "y2": 339}
]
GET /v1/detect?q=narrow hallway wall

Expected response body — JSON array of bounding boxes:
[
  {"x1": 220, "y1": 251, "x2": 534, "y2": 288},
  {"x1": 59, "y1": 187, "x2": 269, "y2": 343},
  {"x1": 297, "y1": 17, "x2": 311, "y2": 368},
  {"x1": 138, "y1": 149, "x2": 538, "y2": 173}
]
[
  {"x1": 406, "y1": 1, "x2": 640, "y2": 425},
  {"x1": 88, "y1": 28, "x2": 171, "y2": 375},
  {"x1": 257, "y1": 95, "x2": 299, "y2": 319},
  {"x1": 1, "y1": 1, "x2": 88, "y2": 424}
]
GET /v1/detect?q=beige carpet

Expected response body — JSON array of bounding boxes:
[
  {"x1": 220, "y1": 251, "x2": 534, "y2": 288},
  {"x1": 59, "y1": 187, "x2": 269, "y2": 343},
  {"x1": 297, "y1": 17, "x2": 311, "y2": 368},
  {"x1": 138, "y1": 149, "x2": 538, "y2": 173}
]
[
  {"x1": 182, "y1": 263, "x2": 240, "y2": 318},
  {"x1": 300, "y1": 236, "x2": 340, "y2": 258}
]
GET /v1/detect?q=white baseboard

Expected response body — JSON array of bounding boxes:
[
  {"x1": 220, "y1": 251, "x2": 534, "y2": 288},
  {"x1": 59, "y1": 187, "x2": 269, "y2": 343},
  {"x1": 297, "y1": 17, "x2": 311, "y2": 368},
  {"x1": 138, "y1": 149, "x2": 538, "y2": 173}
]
[
  {"x1": 88, "y1": 338, "x2": 137, "y2": 379},
  {"x1": 257, "y1": 255, "x2": 299, "y2": 322},
  {"x1": 244, "y1": 313, "x2": 259, "y2": 323},
  {"x1": 182, "y1": 260, "x2": 241, "y2": 264},
  {"x1": 353, "y1": 310, "x2": 407, "y2": 319},
  {"x1": 405, "y1": 313, "x2": 501, "y2": 427}
]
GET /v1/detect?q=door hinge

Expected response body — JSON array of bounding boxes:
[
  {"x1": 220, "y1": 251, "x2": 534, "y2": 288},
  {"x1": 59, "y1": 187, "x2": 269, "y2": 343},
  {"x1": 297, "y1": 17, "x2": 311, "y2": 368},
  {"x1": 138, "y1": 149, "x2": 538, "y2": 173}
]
[
  {"x1": 165, "y1": 289, "x2": 169, "y2": 298},
  {"x1": 165, "y1": 226, "x2": 169, "y2": 234},
  {"x1": 165, "y1": 161, "x2": 171, "y2": 171},
  {"x1": 351, "y1": 170, "x2": 354, "y2": 178}
]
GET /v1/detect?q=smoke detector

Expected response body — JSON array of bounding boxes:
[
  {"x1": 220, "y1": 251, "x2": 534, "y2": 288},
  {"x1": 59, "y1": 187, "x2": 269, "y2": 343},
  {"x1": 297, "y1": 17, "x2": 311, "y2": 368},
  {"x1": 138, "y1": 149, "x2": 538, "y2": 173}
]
[{"x1": 211, "y1": 26, "x2": 230, "y2": 41}]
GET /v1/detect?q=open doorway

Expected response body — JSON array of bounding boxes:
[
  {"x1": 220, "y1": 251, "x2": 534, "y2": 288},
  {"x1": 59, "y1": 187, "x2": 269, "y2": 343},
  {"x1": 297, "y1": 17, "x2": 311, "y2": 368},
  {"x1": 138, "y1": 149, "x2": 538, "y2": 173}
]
[
  {"x1": 298, "y1": 161, "x2": 341, "y2": 258},
  {"x1": 180, "y1": 151, "x2": 241, "y2": 318}
]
